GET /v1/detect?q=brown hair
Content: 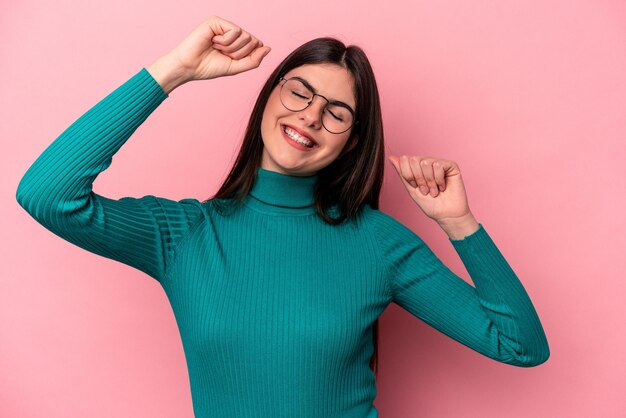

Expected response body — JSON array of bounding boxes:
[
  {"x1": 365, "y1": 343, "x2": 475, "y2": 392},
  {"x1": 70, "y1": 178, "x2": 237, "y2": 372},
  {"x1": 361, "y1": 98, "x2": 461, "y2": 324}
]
[{"x1": 203, "y1": 37, "x2": 385, "y2": 377}]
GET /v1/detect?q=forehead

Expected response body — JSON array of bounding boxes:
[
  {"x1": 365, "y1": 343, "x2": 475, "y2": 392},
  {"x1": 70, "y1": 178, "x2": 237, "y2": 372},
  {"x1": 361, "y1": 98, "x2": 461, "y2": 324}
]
[{"x1": 283, "y1": 64, "x2": 356, "y2": 108}]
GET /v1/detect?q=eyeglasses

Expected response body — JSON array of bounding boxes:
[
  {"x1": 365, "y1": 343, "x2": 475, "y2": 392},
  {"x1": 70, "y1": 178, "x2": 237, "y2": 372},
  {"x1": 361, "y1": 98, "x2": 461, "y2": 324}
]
[{"x1": 279, "y1": 77, "x2": 357, "y2": 134}]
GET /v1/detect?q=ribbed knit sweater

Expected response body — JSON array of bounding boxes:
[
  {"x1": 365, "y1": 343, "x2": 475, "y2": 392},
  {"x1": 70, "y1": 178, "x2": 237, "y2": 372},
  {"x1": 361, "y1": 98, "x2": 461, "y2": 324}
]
[{"x1": 16, "y1": 68, "x2": 549, "y2": 418}]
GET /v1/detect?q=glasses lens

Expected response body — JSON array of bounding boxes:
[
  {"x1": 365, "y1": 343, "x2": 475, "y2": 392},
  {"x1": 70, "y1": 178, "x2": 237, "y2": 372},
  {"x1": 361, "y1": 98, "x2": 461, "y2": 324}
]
[
  {"x1": 322, "y1": 104, "x2": 353, "y2": 134},
  {"x1": 280, "y1": 78, "x2": 354, "y2": 134},
  {"x1": 280, "y1": 79, "x2": 313, "y2": 111}
]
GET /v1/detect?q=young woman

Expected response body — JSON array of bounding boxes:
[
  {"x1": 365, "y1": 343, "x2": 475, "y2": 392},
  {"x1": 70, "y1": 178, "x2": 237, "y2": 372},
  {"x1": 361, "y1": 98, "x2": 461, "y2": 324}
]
[{"x1": 16, "y1": 15, "x2": 549, "y2": 418}]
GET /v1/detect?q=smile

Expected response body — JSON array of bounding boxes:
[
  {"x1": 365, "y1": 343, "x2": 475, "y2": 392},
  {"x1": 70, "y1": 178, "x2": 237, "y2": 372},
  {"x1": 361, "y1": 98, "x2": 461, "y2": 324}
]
[{"x1": 281, "y1": 125, "x2": 319, "y2": 150}]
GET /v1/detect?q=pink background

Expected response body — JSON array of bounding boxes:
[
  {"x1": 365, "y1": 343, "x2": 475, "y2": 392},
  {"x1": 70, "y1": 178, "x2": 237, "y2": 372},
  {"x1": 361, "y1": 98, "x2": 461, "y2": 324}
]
[{"x1": 3, "y1": 1, "x2": 625, "y2": 417}]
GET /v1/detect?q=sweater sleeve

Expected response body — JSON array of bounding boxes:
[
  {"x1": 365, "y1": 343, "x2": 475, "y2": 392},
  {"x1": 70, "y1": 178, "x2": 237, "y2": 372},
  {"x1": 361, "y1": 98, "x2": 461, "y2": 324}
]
[
  {"x1": 366, "y1": 207, "x2": 550, "y2": 367},
  {"x1": 15, "y1": 68, "x2": 204, "y2": 283}
]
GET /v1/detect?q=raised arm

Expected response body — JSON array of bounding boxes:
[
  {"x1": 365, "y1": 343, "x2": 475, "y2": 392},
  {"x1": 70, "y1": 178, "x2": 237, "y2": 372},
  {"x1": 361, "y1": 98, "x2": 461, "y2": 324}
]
[
  {"x1": 367, "y1": 208, "x2": 550, "y2": 367},
  {"x1": 15, "y1": 67, "x2": 204, "y2": 282},
  {"x1": 15, "y1": 15, "x2": 271, "y2": 283}
]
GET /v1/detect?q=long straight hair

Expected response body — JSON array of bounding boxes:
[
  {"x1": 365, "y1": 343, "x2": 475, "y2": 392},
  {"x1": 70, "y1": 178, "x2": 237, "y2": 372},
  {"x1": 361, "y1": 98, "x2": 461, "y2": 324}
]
[{"x1": 204, "y1": 37, "x2": 386, "y2": 377}]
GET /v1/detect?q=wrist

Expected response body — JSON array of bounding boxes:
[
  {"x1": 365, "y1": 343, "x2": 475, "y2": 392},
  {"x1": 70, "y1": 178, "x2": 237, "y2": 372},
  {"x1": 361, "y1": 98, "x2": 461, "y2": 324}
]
[
  {"x1": 146, "y1": 54, "x2": 192, "y2": 95},
  {"x1": 437, "y1": 212, "x2": 480, "y2": 240}
]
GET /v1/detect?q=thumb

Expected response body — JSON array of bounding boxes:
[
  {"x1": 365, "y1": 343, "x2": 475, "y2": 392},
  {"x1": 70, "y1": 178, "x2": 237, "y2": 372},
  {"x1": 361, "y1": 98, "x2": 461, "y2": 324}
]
[
  {"x1": 252, "y1": 46, "x2": 272, "y2": 62},
  {"x1": 388, "y1": 155, "x2": 414, "y2": 189},
  {"x1": 388, "y1": 155, "x2": 399, "y2": 173}
]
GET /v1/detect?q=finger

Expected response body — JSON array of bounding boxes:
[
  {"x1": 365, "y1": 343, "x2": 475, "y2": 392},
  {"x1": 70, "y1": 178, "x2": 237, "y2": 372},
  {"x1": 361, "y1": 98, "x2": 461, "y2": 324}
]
[
  {"x1": 228, "y1": 46, "x2": 271, "y2": 74},
  {"x1": 420, "y1": 158, "x2": 439, "y2": 196},
  {"x1": 388, "y1": 155, "x2": 404, "y2": 183},
  {"x1": 213, "y1": 34, "x2": 259, "y2": 53},
  {"x1": 409, "y1": 156, "x2": 431, "y2": 196},
  {"x1": 416, "y1": 158, "x2": 438, "y2": 196},
  {"x1": 398, "y1": 155, "x2": 417, "y2": 188},
  {"x1": 212, "y1": 25, "x2": 242, "y2": 46},
  {"x1": 388, "y1": 155, "x2": 401, "y2": 178},
  {"x1": 216, "y1": 31, "x2": 253, "y2": 53},
  {"x1": 225, "y1": 37, "x2": 260, "y2": 61},
  {"x1": 432, "y1": 160, "x2": 447, "y2": 192}
]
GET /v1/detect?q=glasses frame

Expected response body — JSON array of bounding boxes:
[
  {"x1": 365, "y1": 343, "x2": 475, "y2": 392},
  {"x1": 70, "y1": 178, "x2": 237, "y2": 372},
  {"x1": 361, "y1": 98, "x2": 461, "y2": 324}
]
[{"x1": 278, "y1": 77, "x2": 358, "y2": 134}]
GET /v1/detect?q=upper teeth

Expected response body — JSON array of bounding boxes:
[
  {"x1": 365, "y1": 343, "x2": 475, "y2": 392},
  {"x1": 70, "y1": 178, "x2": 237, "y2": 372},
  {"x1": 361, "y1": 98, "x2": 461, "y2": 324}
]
[{"x1": 284, "y1": 126, "x2": 314, "y2": 147}]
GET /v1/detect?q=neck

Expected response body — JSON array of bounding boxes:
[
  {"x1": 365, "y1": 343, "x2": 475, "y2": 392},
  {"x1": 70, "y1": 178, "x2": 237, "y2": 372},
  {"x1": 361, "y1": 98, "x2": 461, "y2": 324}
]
[{"x1": 244, "y1": 167, "x2": 319, "y2": 214}]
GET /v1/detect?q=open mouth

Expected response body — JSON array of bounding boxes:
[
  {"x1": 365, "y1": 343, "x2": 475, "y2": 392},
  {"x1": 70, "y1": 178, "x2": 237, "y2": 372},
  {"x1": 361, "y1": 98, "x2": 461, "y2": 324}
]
[{"x1": 281, "y1": 125, "x2": 319, "y2": 148}]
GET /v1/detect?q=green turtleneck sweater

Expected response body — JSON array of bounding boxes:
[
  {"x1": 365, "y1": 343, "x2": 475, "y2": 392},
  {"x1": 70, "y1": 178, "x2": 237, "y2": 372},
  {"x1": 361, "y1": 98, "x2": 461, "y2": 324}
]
[{"x1": 16, "y1": 68, "x2": 549, "y2": 417}]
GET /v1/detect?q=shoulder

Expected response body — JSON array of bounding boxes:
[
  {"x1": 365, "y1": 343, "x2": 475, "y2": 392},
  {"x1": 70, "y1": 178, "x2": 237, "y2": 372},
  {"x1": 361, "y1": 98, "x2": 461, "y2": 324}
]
[
  {"x1": 130, "y1": 195, "x2": 204, "y2": 217},
  {"x1": 358, "y1": 203, "x2": 428, "y2": 247}
]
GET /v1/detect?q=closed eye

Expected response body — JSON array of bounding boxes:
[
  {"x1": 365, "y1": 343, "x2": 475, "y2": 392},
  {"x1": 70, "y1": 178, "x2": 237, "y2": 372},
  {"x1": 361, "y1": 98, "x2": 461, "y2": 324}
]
[{"x1": 327, "y1": 109, "x2": 344, "y2": 121}]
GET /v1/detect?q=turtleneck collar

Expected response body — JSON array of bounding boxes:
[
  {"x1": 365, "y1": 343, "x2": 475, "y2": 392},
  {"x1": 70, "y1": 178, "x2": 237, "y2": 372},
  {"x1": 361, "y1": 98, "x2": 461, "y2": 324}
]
[{"x1": 244, "y1": 167, "x2": 319, "y2": 214}]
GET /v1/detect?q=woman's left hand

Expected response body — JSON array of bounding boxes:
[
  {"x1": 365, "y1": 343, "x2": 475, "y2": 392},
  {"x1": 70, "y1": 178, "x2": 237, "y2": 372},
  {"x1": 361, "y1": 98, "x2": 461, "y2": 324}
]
[{"x1": 388, "y1": 155, "x2": 472, "y2": 224}]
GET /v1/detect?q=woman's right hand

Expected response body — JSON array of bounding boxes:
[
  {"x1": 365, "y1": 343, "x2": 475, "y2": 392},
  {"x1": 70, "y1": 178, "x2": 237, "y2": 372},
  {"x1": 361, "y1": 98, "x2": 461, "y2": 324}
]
[{"x1": 148, "y1": 16, "x2": 271, "y2": 93}]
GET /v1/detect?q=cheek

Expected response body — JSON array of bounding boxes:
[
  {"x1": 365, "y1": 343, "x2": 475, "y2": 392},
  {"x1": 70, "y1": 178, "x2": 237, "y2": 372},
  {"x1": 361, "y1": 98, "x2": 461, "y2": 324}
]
[
  {"x1": 260, "y1": 105, "x2": 275, "y2": 135},
  {"x1": 261, "y1": 98, "x2": 282, "y2": 131}
]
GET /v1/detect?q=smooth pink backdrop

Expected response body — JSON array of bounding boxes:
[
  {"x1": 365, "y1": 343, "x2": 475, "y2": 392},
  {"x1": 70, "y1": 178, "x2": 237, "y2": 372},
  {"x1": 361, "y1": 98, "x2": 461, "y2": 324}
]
[{"x1": 3, "y1": 1, "x2": 625, "y2": 417}]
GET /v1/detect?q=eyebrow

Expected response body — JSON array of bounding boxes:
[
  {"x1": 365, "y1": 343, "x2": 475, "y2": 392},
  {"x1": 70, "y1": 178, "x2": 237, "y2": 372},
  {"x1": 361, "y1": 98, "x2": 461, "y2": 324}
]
[{"x1": 291, "y1": 76, "x2": 355, "y2": 113}]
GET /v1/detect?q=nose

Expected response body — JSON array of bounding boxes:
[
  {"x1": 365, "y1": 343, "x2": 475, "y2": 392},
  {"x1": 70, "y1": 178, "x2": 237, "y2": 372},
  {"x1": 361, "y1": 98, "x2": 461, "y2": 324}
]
[{"x1": 297, "y1": 95, "x2": 327, "y2": 129}]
